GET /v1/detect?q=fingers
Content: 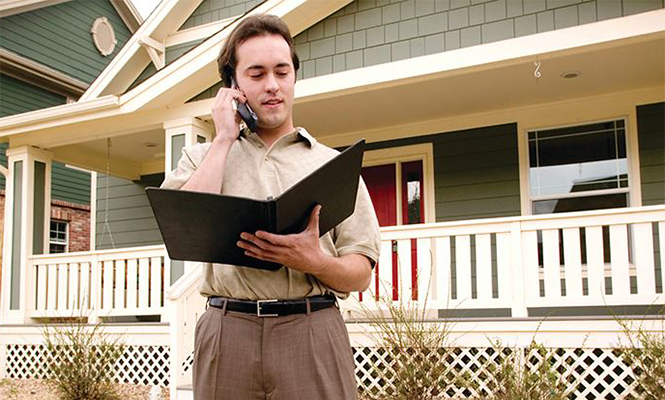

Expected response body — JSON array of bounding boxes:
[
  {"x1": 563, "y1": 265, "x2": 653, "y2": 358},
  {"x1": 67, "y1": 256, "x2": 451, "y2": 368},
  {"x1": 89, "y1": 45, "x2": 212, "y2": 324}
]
[
  {"x1": 211, "y1": 87, "x2": 247, "y2": 141},
  {"x1": 306, "y1": 205, "x2": 322, "y2": 232},
  {"x1": 250, "y1": 231, "x2": 289, "y2": 246}
]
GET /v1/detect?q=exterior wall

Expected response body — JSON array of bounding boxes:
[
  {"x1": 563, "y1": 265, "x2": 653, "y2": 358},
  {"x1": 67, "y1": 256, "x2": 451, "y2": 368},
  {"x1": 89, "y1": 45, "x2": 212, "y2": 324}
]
[
  {"x1": 51, "y1": 162, "x2": 91, "y2": 205},
  {"x1": 293, "y1": 0, "x2": 665, "y2": 80},
  {"x1": 0, "y1": 0, "x2": 133, "y2": 84},
  {"x1": 96, "y1": 173, "x2": 164, "y2": 250},
  {"x1": 50, "y1": 200, "x2": 91, "y2": 252},
  {"x1": 637, "y1": 102, "x2": 665, "y2": 206},
  {"x1": 365, "y1": 123, "x2": 521, "y2": 222},
  {"x1": 179, "y1": 0, "x2": 263, "y2": 30},
  {"x1": 0, "y1": 74, "x2": 66, "y2": 118}
]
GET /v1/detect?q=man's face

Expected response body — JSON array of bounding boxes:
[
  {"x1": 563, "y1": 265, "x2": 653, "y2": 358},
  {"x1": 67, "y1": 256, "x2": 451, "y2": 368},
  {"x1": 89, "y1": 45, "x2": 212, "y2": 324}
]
[{"x1": 234, "y1": 34, "x2": 296, "y2": 134}]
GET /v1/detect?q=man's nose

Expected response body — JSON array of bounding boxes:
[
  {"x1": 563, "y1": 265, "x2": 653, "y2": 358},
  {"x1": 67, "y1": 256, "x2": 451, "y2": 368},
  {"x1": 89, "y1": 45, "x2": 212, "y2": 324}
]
[{"x1": 265, "y1": 73, "x2": 279, "y2": 93}]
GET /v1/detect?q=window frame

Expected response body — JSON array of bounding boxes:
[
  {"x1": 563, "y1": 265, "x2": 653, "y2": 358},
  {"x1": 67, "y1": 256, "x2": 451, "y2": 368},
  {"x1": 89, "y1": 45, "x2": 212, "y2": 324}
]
[
  {"x1": 523, "y1": 117, "x2": 635, "y2": 215},
  {"x1": 49, "y1": 219, "x2": 69, "y2": 254},
  {"x1": 362, "y1": 143, "x2": 436, "y2": 225}
]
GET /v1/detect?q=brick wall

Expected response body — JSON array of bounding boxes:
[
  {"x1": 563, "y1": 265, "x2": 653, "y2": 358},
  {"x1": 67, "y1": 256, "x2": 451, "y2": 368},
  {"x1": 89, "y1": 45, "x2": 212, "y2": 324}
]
[{"x1": 51, "y1": 199, "x2": 91, "y2": 253}]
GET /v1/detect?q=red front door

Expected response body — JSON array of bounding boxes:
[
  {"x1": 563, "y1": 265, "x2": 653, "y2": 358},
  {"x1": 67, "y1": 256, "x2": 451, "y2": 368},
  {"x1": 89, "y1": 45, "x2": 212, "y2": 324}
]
[{"x1": 362, "y1": 161, "x2": 426, "y2": 301}]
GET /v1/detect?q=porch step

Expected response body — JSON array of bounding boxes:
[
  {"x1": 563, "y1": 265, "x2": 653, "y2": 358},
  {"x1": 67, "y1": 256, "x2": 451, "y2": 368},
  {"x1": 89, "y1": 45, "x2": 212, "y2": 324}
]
[{"x1": 176, "y1": 384, "x2": 193, "y2": 400}]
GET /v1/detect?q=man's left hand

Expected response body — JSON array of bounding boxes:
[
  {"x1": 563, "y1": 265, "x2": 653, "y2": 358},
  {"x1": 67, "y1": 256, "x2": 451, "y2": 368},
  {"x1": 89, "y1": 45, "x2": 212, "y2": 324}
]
[{"x1": 238, "y1": 205, "x2": 328, "y2": 275}]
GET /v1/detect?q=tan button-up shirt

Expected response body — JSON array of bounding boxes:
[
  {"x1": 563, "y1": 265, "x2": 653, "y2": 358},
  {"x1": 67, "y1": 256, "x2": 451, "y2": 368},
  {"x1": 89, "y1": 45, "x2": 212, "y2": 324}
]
[{"x1": 160, "y1": 127, "x2": 380, "y2": 300}]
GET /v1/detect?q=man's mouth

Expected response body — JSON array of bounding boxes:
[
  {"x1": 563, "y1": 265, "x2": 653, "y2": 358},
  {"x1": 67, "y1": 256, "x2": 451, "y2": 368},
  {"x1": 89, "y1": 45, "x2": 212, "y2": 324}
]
[{"x1": 262, "y1": 98, "x2": 283, "y2": 108}]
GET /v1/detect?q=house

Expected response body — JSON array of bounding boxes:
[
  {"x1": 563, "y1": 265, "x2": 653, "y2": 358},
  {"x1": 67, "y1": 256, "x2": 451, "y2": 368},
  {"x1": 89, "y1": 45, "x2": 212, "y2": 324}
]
[{"x1": 0, "y1": 0, "x2": 663, "y2": 399}]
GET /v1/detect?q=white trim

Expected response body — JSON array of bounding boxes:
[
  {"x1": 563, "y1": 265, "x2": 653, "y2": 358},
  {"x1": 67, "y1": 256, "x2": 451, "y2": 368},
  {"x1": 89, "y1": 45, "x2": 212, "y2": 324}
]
[
  {"x1": 0, "y1": 48, "x2": 88, "y2": 97},
  {"x1": 0, "y1": 0, "x2": 70, "y2": 17},
  {"x1": 110, "y1": 0, "x2": 142, "y2": 33},
  {"x1": 48, "y1": 219, "x2": 69, "y2": 253},
  {"x1": 165, "y1": 17, "x2": 236, "y2": 47},
  {"x1": 90, "y1": 171, "x2": 97, "y2": 251},
  {"x1": 0, "y1": 95, "x2": 119, "y2": 135},
  {"x1": 523, "y1": 116, "x2": 635, "y2": 215},
  {"x1": 531, "y1": 188, "x2": 630, "y2": 202},
  {"x1": 362, "y1": 143, "x2": 436, "y2": 224},
  {"x1": 138, "y1": 35, "x2": 165, "y2": 70},
  {"x1": 626, "y1": 107, "x2": 644, "y2": 207}
]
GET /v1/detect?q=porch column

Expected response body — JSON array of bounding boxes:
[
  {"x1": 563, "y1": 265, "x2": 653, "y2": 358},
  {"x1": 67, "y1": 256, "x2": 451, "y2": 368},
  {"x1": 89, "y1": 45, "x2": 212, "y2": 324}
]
[
  {"x1": 0, "y1": 146, "x2": 52, "y2": 323},
  {"x1": 163, "y1": 117, "x2": 213, "y2": 284}
]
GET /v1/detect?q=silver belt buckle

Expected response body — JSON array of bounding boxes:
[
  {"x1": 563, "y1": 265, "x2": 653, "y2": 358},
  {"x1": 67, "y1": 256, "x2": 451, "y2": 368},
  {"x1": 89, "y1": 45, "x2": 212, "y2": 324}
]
[{"x1": 257, "y1": 299, "x2": 278, "y2": 317}]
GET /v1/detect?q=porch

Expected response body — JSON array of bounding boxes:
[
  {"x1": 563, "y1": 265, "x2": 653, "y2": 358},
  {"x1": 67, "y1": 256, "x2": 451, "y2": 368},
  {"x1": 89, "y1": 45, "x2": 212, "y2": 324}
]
[{"x1": 1, "y1": 204, "x2": 663, "y2": 399}]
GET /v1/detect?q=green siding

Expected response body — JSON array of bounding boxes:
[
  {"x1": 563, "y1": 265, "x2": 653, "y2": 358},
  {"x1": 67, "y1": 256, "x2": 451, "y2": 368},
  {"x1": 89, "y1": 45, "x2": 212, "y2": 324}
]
[
  {"x1": 0, "y1": 73, "x2": 66, "y2": 117},
  {"x1": 179, "y1": 0, "x2": 263, "y2": 30},
  {"x1": 10, "y1": 161, "x2": 22, "y2": 310},
  {"x1": 0, "y1": 0, "x2": 133, "y2": 84},
  {"x1": 637, "y1": 102, "x2": 665, "y2": 206},
  {"x1": 96, "y1": 173, "x2": 164, "y2": 250},
  {"x1": 0, "y1": 143, "x2": 8, "y2": 191},
  {"x1": 0, "y1": 75, "x2": 89, "y2": 206},
  {"x1": 365, "y1": 123, "x2": 521, "y2": 222},
  {"x1": 51, "y1": 161, "x2": 91, "y2": 205},
  {"x1": 33, "y1": 161, "x2": 46, "y2": 255},
  {"x1": 291, "y1": 0, "x2": 665, "y2": 80}
]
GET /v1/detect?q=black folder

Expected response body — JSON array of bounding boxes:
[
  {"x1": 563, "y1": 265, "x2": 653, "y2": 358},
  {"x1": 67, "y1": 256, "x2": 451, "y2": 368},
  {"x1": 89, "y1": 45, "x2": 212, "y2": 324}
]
[{"x1": 146, "y1": 139, "x2": 365, "y2": 270}]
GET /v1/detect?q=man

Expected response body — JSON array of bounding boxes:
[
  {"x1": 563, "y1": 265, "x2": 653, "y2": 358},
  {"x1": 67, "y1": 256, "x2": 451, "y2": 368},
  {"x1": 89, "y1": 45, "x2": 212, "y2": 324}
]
[{"x1": 160, "y1": 14, "x2": 380, "y2": 400}]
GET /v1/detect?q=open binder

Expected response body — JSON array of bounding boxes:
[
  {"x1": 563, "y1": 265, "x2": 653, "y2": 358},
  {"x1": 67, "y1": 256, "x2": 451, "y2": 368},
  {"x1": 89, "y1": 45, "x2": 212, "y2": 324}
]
[{"x1": 146, "y1": 139, "x2": 365, "y2": 270}]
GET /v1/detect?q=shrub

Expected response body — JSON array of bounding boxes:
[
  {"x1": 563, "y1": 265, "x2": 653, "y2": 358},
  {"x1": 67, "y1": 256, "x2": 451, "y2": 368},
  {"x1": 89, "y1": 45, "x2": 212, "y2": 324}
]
[
  {"x1": 484, "y1": 340, "x2": 568, "y2": 400},
  {"x1": 614, "y1": 318, "x2": 665, "y2": 400},
  {"x1": 43, "y1": 317, "x2": 124, "y2": 400}
]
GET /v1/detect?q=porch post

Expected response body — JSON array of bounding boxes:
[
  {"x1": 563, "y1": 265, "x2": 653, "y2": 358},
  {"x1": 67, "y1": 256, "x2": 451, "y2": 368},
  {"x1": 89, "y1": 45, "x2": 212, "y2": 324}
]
[
  {"x1": 0, "y1": 146, "x2": 53, "y2": 323},
  {"x1": 163, "y1": 117, "x2": 213, "y2": 284}
]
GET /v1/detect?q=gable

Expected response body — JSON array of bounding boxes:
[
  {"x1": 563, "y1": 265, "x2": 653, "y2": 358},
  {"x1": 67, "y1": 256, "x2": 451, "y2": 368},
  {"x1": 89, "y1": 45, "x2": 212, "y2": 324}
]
[
  {"x1": 0, "y1": 0, "x2": 133, "y2": 85},
  {"x1": 179, "y1": 0, "x2": 262, "y2": 30}
]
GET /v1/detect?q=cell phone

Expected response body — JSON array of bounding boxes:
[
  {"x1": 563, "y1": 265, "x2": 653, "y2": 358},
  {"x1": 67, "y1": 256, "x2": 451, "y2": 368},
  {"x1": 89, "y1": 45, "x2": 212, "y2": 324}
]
[{"x1": 231, "y1": 78, "x2": 258, "y2": 132}]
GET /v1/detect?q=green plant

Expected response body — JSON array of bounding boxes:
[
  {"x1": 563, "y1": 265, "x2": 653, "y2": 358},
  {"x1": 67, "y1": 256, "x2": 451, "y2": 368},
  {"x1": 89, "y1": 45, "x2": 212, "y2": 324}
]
[
  {"x1": 614, "y1": 318, "x2": 665, "y2": 400},
  {"x1": 43, "y1": 317, "x2": 125, "y2": 400},
  {"x1": 362, "y1": 295, "x2": 458, "y2": 400},
  {"x1": 483, "y1": 340, "x2": 568, "y2": 400}
]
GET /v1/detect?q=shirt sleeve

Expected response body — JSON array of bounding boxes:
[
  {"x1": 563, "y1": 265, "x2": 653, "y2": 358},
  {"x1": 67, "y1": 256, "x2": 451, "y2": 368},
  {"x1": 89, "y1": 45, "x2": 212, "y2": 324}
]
[
  {"x1": 332, "y1": 177, "x2": 381, "y2": 266},
  {"x1": 159, "y1": 145, "x2": 205, "y2": 190}
]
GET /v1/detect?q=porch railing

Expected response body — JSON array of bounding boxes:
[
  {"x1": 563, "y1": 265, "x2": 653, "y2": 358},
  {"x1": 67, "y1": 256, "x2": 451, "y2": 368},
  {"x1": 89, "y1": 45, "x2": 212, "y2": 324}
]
[
  {"x1": 341, "y1": 204, "x2": 665, "y2": 317},
  {"x1": 27, "y1": 245, "x2": 169, "y2": 319}
]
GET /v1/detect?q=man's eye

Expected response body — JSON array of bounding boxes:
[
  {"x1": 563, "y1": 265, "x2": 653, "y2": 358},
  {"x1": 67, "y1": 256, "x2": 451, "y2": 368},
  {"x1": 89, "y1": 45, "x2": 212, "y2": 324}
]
[{"x1": 250, "y1": 75, "x2": 262, "y2": 78}]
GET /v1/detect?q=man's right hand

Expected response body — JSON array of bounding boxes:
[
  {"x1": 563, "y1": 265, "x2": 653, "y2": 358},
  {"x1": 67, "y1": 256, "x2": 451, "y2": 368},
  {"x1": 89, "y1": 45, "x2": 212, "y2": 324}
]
[{"x1": 211, "y1": 87, "x2": 247, "y2": 144}]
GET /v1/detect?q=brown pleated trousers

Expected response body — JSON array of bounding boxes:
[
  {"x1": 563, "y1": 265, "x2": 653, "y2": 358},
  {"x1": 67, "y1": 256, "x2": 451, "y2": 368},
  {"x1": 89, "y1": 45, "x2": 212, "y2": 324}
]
[{"x1": 192, "y1": 302, "x2": 357, "y2": 400}]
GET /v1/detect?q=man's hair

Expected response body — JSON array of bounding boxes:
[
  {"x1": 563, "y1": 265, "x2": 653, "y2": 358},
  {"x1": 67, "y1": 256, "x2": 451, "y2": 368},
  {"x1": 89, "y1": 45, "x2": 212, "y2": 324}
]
[{"x1": 217, "y1": 14, "x2": 300, "y2": 88}]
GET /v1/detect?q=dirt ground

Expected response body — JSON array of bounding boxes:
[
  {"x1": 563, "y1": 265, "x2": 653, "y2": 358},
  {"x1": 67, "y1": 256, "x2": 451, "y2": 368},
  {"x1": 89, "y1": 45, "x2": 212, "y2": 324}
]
[{"x1": 0, "y1": 378, "x2": 170, "y2": 400}]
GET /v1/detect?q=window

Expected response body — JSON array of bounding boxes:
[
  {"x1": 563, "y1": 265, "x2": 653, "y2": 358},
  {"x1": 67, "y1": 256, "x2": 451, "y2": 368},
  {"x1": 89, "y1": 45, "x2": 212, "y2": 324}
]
[
  {"x1": 49, "y1": 220, "x2": 68, "y2": 254},
  {"x1": 528, "y1": 119, "x2": 629, "y2": 214}
]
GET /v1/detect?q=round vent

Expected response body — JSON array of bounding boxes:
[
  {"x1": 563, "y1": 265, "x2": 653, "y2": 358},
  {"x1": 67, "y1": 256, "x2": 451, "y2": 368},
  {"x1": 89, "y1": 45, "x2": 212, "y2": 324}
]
[{"x1": 91, "y1": 17, "x2": 117, "y2": 57}]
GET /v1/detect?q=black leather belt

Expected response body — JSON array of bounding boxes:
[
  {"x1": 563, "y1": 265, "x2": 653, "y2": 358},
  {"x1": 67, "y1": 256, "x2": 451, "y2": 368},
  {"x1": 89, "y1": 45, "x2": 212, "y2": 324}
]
[{"x1": 208, "y1": 294, "x2": 337, "y2": 317}]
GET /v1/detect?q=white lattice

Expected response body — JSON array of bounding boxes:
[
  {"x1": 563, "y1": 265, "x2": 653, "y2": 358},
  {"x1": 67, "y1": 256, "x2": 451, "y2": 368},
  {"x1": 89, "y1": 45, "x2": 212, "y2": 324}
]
[
  {"x1": 5, "y1": 344, "x2": 170, "y2": 387},
  {"x1": 354, "y1": 346, "x2": 645, "y2": 399}
]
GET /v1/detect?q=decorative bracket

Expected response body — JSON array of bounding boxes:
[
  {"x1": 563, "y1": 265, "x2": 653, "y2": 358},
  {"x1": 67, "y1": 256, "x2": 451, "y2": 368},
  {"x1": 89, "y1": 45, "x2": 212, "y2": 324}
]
[{"x1": 138, "y1": 35, "x2": 165, "y2": 70}]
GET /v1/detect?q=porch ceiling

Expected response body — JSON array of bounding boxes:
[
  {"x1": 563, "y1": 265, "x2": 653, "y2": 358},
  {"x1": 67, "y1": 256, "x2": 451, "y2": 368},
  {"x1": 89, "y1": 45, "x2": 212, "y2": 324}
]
[{"x1": 47, "y1": 32, "x2": 665, "y2": 179}]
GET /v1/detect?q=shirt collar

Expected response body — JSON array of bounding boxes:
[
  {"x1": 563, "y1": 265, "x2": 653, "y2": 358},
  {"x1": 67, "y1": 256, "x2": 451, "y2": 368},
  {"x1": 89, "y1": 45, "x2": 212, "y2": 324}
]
[{"x1": 239, "y1": 127, "x2": 317, "y2": 148}]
